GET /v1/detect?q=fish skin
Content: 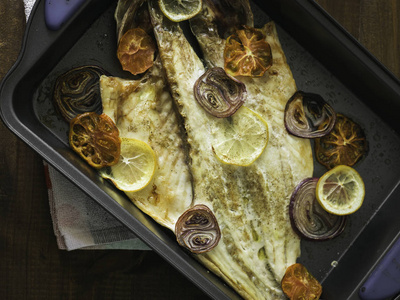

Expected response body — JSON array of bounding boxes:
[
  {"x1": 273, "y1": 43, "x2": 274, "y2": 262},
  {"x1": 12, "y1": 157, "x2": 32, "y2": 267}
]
[
  {"x1": 100, "y1": 57, "x2": 194, "y2": 231},
  {"x1": 149, "y1": 0, "x2": 313, "y2": 299}
]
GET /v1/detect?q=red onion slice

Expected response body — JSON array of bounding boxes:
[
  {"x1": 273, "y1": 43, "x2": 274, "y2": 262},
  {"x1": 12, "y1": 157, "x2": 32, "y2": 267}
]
[
  {"x1": 175, "y1": 204, "x2": 221, "y2": 253},
  {"x1": 289, "y1": 178, "x2": 347, "y2": 241},
  {"x1": 53, "y1": 65, "x2": 108, "y2": 122},
  {"x1": 194, "y1": 67, "x2": 246, "y2": 118},
  {"x1": 284, "y1": 91, "x2": 336, "y2": 138}
]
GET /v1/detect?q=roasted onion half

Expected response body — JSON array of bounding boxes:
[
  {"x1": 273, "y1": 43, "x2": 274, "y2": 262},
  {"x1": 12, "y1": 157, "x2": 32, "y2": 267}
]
[
  {"x1": 194, "y1": 67, "x2": 246, "y2": 118},
  {"x1": 284, "y1": 91, "x2": 336, "y2": 138},
  {"x1": 175, "y1": 204, "x2": 221, "y2": 253},
  {"x1": 289, "y1": 178, "x2": 347, "y2": 241},
  {"x1": 53, "y1": 65, "x2": 107, "y2": 122}
]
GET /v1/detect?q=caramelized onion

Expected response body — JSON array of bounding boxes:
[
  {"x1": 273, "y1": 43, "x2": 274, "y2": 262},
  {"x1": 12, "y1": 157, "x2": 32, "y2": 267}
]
[
  {"x1": 175, "y1": 204, "x2": 221, "y2": 253},
  {"x1": 53, "y1": 65, "x2": 107, "y2": 122},
  {"x1": 194, "y1": 67, "x2": 246, "y2": 118},
  {"x1": 284, "y1": 91, "x2": 336, "y2": 138},
  {"x1": 289, "y1": 178, "x2": 347, "y2": 241}
]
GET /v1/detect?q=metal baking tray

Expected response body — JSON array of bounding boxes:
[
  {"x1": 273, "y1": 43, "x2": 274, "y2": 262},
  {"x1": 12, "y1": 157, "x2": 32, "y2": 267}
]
[{"x1": 1, "y1": 0, "x2": 400, "y2": 299}]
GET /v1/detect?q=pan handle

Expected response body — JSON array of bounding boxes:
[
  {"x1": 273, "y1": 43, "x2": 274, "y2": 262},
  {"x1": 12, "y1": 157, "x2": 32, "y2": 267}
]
[
  {"x1": 45, "y1": 0, "x2": 87, "y2": 30},
  {"x1": 359, "y1": 236, "x2": 400, "y2": 300}
]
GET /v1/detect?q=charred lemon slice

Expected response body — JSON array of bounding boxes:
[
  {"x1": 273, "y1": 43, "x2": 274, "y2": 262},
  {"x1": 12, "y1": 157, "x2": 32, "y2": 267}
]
[
  {"x1": 69, "y1": 112, "x2": 121, "y2": 169},
  {"x1": 158, "y1": 0, "x2": 202, "y2": 22},
  {"x1": 100, "y1": 138, "x2": 157, "y2": 192},
  {"x1": 315, "y1": 113, "x2": 368, "y2": 169},
  {"x1": 117, "y1": 28, "x2": 156, "y2": 75},
  {"x1": 224, "y1": 26, "x2": 272, "y2": 77},
  {"x1": 281, "y1": 263, "x2": 322, "y2": 300},
  {"x1": 211, "y1": 106, "x2": 269, "y2": 166},
  {"x1": 316, "y1": 165, "x2": 365, "y2": 216}
]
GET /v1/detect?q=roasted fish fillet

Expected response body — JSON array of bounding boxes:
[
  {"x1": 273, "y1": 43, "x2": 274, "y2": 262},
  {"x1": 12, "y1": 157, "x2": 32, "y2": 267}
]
[
  {"x1": 190, "y1": 0, "x2": 314, "y2": 279},
  {"x1": 99, "y1": 0, "x2": 193, "y2": 231},
  {"x1": 147, "y1": 0, "x2": 313, "y2": 299},
  {"x1": 100, "y1": 57, "x2": 193, "y2": 230}
]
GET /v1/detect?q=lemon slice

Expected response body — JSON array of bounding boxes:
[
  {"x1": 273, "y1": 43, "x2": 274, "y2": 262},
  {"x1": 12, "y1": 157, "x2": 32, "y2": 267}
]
[
  {"x1": 316, "y1": 165, "x2": 365, "y2": 215},
  {"x1": 211, "y1": 106, "x2": 269, "y2": 166},
  {"x1": 100, "y1": 138, "x2": 157, "y2": 192},
  {"x1": 158, "y1": 0, "x2": 202, "y2": 22}
]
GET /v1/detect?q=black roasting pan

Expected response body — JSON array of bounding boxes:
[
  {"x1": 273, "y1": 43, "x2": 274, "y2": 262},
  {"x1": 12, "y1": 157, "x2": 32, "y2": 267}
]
[{"x1": 1, "y1": 0, "x2": 400, "y2": 299}]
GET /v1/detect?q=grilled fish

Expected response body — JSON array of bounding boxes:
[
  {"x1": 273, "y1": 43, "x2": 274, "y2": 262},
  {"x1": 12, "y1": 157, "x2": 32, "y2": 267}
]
[
  {"x1": 148, "y1": 0, "x2": 313, "y2": 299},
  {"x1": 107, "y1": 0, "x2": 313, "y2": 298},
  {"x1": 190, "y1": 0, "x2": 314, "y2": 279},
  {"x1": 99, "y1": 0, "x2": 194, "y2": 231},
  {"x1": 100, "y1": 57, "x2": 194, "y2": 230}
]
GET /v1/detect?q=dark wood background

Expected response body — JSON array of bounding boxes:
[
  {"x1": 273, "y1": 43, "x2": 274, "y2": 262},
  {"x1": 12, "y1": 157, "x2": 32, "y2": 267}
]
[{"x1": 0, "y1": 1, "x2": 399, "y2": 299}]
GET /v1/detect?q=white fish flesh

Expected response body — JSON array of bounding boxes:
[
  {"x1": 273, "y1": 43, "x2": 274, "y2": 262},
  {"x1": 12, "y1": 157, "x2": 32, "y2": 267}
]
[{"x1": 100, "y1": 57, "x2": 194, "y2": 231}]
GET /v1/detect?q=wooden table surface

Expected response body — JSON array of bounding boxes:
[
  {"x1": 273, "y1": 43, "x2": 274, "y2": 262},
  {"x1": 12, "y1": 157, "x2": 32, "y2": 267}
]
[{"x1": 0, "y1": 1, "x2": 399, "y2": 299}]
